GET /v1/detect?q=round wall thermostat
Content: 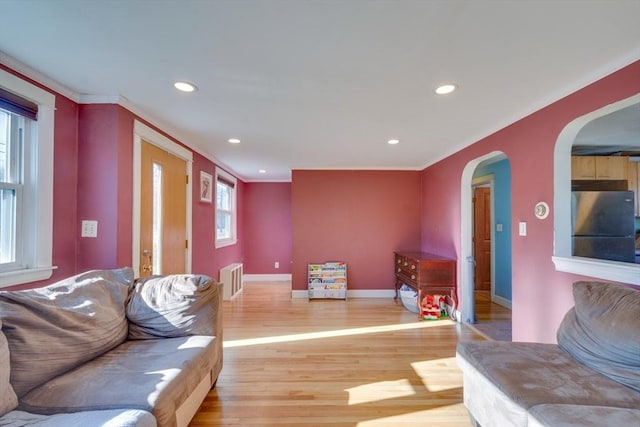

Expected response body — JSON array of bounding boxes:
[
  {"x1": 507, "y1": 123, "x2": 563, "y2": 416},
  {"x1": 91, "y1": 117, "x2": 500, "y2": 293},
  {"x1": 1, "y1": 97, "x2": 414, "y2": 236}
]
[{"x1": 534, "y1": 202, "x2": 549, "y2": 219}]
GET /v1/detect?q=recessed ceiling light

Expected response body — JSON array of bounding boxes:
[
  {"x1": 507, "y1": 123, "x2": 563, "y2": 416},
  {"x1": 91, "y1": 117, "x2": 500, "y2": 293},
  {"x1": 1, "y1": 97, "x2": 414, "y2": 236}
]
[
  {"x1": 227, "y1": 138, "x2": 241, "y2": 144},
  {"x1": 435, "y1": 84, "x2": 457, "y2": 95},
  {"x1": 258, "y1": 169, "x2": 267, "y2": 174},
  {"x1": 387, "y1": 139, "x2": 400, "y2": 145},
  {"x1": 174, "y1": 81, "x2": 197, "y2": 92}
]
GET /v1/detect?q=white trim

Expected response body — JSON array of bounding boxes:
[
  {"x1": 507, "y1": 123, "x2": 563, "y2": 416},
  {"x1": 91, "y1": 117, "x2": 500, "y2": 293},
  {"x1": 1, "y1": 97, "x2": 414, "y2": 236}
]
[
  {"x1": 291, "y1": 289, "x2": 396, "y2": 299},
  {"x1": 1, "y1": 52, "x2": 248, "y2": 183},
  {"x1": 132, "y1": 120, "x2": 192, "y2": 277},
  {"x1": 0, "y1": 51, "x2": 79, "y2": 102},
  {"x1": 243, "y1": 274, "x2": 292, "y2": 282},
  {"x1": 215, "y1": 167, "x2": 238, "y2": 248},
  {"x1": 0, "y1": 68, "x2": 56, "y2": 288},
  {"x1": 348, "y1": 289, "x2": 396, "y2": 298},
  {"x1": 552, "y1": 93, "x2": 640, "y2": 285},
  {"x1": 460, "y1": 151, "x2": 507, "y2": 324},
  {"x1": 78, "y1": 94, "x2": 123, "y2": 104},
  {"x1": 552, "y1": 256, "x2": 640, "y2": 286},
  {"x1": 492, "y1": 295, "x2": 512, "y2": 309},
  {"x1": 0, "y1": 266, "x2": 57, "y2": 287}
]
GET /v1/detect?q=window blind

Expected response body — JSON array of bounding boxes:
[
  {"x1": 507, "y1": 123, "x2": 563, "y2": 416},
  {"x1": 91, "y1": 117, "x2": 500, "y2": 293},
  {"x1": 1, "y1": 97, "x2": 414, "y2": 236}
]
[{"x1": 0, "y1": 87, "x2": 38, "y2": 120}]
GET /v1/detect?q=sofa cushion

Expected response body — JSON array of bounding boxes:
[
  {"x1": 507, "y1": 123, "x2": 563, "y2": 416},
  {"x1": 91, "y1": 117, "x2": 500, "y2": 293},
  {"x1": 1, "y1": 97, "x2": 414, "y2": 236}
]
[
  {"x1": 0, "y1": 409, "x2": 157, "y2": 427},
  {"x1": 528, "y1": 404, "x2": 640, "y2": 427},
  {"x1": 456, "y1": 342, "x2": 640, "y2": 410},
  {"x1": 18, "y1": 335, "x2": 218, "y2": 427},
  {"x1": 127, "y1": 274, "x2": 220, "y2": 339},
  {"x1": 0, "y1": 268, "x2": 133, "y2": 397},
  {"x1": 557, "y1": 281, "x2": 640, "y2": 392},
  {"x1": 0, "y1": 324, "x2": 18, "y2": 417}
]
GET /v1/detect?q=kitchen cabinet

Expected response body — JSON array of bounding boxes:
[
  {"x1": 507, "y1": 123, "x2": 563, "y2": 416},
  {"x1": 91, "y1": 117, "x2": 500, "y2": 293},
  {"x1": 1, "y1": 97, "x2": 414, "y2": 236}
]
[
  {"x1": 571, "y1": 156, "x2": 628, "y2": 180},
  {"x1": 595, "y1": 157, "x2": 628, "y2": 180}
]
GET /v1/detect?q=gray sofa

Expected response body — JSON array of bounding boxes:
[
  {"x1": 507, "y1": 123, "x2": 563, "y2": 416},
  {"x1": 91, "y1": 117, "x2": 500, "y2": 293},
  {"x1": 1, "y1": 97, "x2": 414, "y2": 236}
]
[
  {"x1": 0, "y1": 268, "x2": 223, "y2": 427},
  {"x1": 457, "y1": 281, "x2": 640, "y2": 427}
]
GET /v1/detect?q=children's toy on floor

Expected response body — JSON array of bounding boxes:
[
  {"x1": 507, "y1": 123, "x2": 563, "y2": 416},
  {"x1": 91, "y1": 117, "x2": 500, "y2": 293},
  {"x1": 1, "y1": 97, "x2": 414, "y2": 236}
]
[{"x1": 421, "y1": 294, "x2": 447, "y2": 320}]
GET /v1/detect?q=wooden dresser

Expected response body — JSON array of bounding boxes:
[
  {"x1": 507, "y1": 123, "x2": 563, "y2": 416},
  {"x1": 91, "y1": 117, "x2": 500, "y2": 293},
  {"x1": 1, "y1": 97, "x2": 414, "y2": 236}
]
[{"x1": 394, "y1": 251, "x2": 457, "y2": 318}]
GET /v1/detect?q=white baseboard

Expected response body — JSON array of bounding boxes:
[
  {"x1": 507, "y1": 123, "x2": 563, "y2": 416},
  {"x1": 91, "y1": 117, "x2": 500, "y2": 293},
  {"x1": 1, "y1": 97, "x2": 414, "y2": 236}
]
[
  {"x1": 243, "y1": 274, "x2": 292, "y2": 282},
  {"x1": 492, "y1": 294, "x2": 512, "y2": 309},
  {"x1": 291, "y1": 289, "x2": 396, "y2": 299}
]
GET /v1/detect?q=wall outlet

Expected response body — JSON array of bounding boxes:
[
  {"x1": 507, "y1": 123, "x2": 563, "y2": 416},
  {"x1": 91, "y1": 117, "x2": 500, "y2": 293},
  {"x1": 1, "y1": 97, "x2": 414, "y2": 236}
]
[
  {"x1": 274, "y1": 261, "x2": 279, "y2": 269},
  {"x1": 81, "y1": 220, "x2": 98, "y2": 238},
  {"x1": 496, "y1": 223, "x2": 503, "y2": 232}
]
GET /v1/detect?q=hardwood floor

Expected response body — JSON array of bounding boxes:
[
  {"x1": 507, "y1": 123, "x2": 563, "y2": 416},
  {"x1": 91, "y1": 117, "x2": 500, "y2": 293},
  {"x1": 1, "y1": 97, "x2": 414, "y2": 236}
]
[
  {"x1": 473, "y1": 291, "x2": 512, "y2": 322},
  {"x1": 468, "y1": 291, "x2": 512, "y2": 341},
  {"x1": 190, "y1": 282, "x2": 488, "y2": 426}
]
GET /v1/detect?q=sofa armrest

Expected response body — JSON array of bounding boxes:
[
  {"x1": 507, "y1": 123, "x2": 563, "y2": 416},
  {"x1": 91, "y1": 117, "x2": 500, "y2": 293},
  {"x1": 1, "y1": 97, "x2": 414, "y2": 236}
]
[{"x1": 127, "y1": 274, "x2": 223, "y2": 340}]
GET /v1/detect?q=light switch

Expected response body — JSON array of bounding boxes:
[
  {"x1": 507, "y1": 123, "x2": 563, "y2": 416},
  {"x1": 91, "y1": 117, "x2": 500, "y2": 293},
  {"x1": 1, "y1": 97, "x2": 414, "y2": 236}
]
[
  {"x1": 518, "y1": 222, "x2": 527, "y2": 236},
  {"x1": 496, "y1": 223, "x2": 503, "y2": 232},
  {"x1": 81, "y1": 220, "x2": 98, "y2": 238}
]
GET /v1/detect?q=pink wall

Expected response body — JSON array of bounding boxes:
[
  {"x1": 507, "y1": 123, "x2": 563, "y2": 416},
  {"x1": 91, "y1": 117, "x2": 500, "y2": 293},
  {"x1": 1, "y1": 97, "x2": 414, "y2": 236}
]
[
  {"x1": 75, "y1": 105, "x2": 246, "y2": 281},
  {"x1": 77, "y1": 104, "x2": 120, "y2": 270},
  {"x1": 2, "y1": 61, "x2": 246, "y2": 288},
  {"x1": 243, "y1": 182, "x2": 292, "y2": 274},
  {"x1": 0, "y1": 65, "x2": 79, "y2": 290},
  {"x1": 421, "y1": 60, "x2": 640, "y2": 343},
  {"x1": 191, "y1": 153, "x2": 245, "y2": 280},
  {"x1": 291, "y1": 170, "x2": 422, "y2": 291}
]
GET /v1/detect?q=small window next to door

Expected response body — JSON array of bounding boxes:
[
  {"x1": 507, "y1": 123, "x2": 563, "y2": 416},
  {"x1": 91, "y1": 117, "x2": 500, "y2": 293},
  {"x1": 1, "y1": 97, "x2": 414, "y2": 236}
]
[
  {"x1": 152, "y1": 162, "x2": 163, "y2": 274},
  {"x1": 215, "y1": 167, "x2": 237, "y2": 248}
]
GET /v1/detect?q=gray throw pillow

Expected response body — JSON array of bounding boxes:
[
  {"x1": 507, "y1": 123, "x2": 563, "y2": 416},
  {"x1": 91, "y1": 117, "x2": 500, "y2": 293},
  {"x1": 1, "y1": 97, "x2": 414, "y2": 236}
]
[
  {"x1": 557, "y1": 281, "x2": 640, "y2": 392},
  {"x1": 0, "y1": 268, "x2": 133, "y2": 397},
  {"x1": 0, "y1": 324, "x2": 18, "y2": 416},
  {"x1": 127, "y1": 274, "x2": 219, "y2": 339}
]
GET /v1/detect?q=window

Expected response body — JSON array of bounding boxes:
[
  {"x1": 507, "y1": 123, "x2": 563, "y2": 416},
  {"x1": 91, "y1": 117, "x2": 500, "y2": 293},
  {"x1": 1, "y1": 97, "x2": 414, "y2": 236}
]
[
  {"x1": 0, "y1": 69, "x2": 55, "y2": 287},
  {"x1": 215, "y1": 168, "x2": 237, "y2": 248},
  {"x1": 0, "y1": 110, "x2": 25, "y2": 269}
]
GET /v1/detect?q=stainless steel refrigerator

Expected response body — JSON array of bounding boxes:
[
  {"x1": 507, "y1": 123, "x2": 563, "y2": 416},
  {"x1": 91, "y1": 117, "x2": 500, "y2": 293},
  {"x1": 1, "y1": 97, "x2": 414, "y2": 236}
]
[{"x1": 571, "y1": 191, "x2": 636, "y2": 263}]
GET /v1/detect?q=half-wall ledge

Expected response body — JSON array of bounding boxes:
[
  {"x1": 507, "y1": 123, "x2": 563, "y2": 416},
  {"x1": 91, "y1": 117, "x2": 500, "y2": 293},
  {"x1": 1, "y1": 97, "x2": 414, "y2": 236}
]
[{"x1": 552, "y1": 256, "x2": 640, "y2": 286}]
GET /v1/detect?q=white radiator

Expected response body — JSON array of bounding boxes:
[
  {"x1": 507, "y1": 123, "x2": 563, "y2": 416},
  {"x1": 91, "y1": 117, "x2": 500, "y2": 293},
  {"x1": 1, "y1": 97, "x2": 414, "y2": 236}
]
[{"x1": 220, "y1": 263, "x2": 243, "y2": 300}]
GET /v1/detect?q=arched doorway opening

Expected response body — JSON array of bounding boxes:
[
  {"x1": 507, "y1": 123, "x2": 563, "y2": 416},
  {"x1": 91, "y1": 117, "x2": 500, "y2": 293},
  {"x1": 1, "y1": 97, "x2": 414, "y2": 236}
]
[{"x1": 460, "y1": 151, "x2": 512, "y2": 335}]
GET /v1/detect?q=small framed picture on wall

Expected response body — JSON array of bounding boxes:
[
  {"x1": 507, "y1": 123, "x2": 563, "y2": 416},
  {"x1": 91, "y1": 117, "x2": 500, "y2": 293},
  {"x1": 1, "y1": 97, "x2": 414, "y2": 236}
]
[{"x1": 200, "y1": 171, "x2": 213, "y2": 203}]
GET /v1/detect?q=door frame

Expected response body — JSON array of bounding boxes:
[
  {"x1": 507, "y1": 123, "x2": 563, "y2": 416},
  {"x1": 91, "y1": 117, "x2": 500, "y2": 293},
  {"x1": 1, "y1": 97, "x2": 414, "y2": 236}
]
[
  {"x1": 472, "y1": 176, "x2": 496, "y2": 302},
  {"x1": 460, "y1": 151, "x2": 506, "y2": 324},
  {"x1": 132, "y1": 120, "x2": 193, "y2": 277}
]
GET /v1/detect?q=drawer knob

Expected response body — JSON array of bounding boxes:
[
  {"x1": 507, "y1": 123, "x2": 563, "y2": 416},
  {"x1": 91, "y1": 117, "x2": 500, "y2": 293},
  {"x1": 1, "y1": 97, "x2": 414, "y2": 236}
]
[
  {"x1": 411, "y1": 275, "x2": 416, "y2": 280},
  {"x1": 411, "y1": 265, "x2": 416, "y2": 270},
  {"x1": 397, "y1": 268, "x2": 401, "y2": 273},
  {"x1": 404, "y1": 262, "x2": 408, "y2": 266},
  {"x1": 397, "y1": 259, "x2": 401, "y2": 264}
]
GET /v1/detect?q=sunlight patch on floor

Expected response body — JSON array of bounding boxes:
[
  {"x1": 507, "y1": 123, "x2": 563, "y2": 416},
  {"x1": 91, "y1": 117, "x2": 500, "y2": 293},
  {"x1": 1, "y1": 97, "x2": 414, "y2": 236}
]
[
  {"x1": 411, "y1": 357, "x2": 460, "y2": 392},
  {"x1": 223, "y1": 319, "x2": 455, "y2": 348},
  {"x1": 354, "y1": 403, "x2": 469, "y2": 426},
  {"x1": 345, "y1": 379, "x2": 415, "y2": 405}
]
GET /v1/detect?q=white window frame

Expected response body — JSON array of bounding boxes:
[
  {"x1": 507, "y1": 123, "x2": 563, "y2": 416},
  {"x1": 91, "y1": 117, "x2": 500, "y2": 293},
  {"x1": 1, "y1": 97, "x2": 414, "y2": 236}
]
[
  {"x1": 0, "y1": 69, "x2": 55, "y2": 287},
  {"x1": 215, "y1": 167, "x2": 237, "y2": 248}
]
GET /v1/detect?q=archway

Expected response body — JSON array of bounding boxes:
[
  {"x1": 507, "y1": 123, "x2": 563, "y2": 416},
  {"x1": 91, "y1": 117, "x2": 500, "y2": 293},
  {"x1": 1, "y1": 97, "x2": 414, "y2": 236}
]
[{"x1": 459, "y1": 151, "x2": 511, "y2": 324}]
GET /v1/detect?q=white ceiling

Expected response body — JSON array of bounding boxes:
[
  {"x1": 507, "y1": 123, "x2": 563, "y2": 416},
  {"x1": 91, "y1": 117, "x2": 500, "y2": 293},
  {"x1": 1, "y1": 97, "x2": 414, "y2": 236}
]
[{"x1": 1, "y1": 0, "x2": 639, "y2": 181}]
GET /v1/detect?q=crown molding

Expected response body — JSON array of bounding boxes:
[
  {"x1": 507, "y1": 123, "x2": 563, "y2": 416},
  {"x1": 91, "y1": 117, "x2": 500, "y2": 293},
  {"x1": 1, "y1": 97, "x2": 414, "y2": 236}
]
[
  {"x1": 0, "y1": 51, "x2": 247, "y2": 183},
  {"x1": 0, "y1": 51, "x2": 80, "y2": 103}
]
